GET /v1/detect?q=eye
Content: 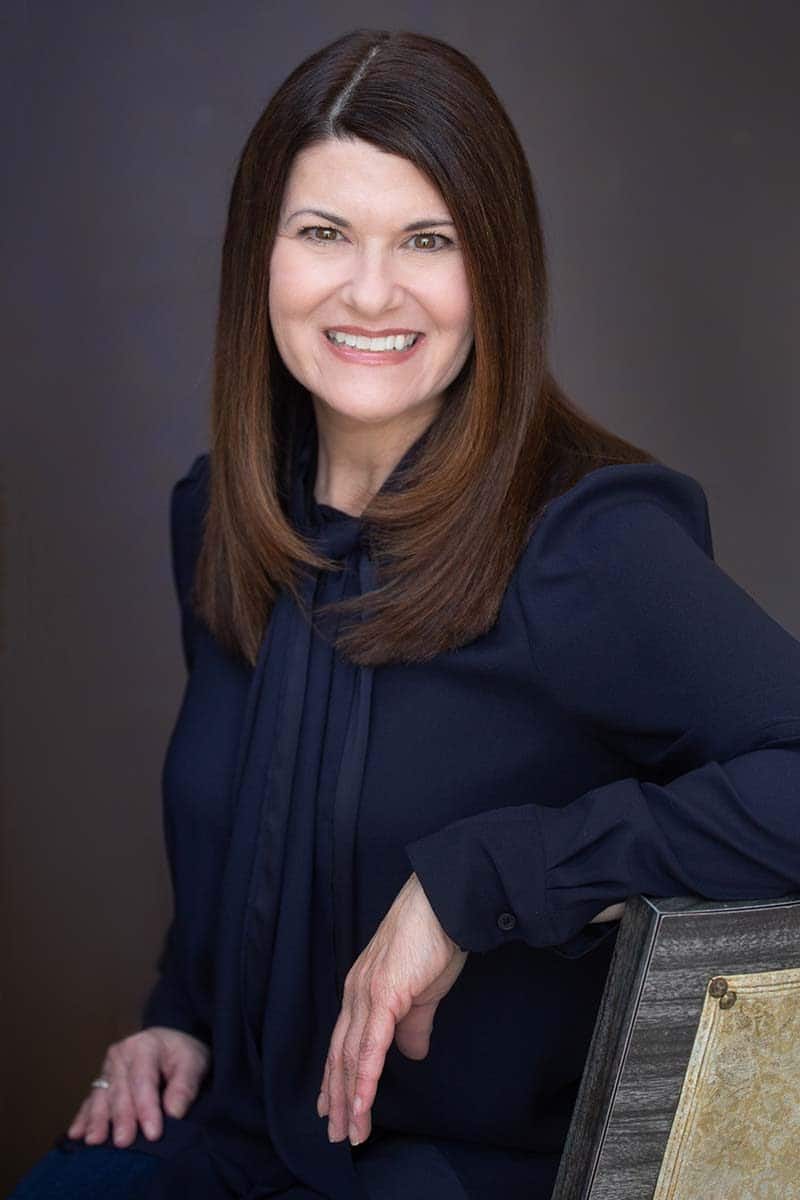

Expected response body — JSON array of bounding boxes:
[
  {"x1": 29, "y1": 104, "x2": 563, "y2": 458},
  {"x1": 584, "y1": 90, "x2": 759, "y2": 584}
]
[
  {"x1": 296, "y1": 225, "x2": 453, "y2": 252},
  {"x1": 297, "y1": 225, "x2": 344, "y2": 244},
  {"x1": 407, "y1": 231, "x2": 454, "y2": 252}
]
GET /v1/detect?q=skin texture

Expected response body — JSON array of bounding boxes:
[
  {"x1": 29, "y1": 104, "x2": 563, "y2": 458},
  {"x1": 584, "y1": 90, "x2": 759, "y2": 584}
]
[
  {"x1": 316, "y1": 872, "x2": 469, "y2": 1146},
  {"x1": 268, "y1": 135, "x2": 475, "y2": 516},
  {"x1": 67, "y1": 1027, "x2": 209, "y2": 1147},
  {"x1": 315, "y1": 879, "x2": 624, "y2": 1145}
]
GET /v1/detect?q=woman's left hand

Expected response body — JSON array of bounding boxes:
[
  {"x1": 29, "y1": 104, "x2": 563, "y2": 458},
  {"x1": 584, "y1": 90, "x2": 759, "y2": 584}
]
[{"x1": 317, "y1": 871, "x2": 469, "y2": 1147}]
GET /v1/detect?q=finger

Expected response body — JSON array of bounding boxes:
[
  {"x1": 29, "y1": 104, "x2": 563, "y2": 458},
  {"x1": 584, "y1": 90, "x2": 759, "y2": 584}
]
[
  {"x1": 162, "y1": 1045, "x2": 207, "y2": 1119},
  {"x1": 83, "y1": 1088, "x2": 112, "y2": 1145},
  {"x1": 66, "y1": 1096, "x2": 92, "y2": 1139},
  {"x1": 393, "y1": 998, "x2": 438, "y2": 1059},
  {"x1": 347, "y1": 1004, "x2": 397, "y2": 1145},
  {"x1": 83, "y1": 1042, "x2": 122, "y2": 1144},
  {"x1": 128, "y1": 1038, "x2": 162, "y2": 1140},
  {"x1": 100, "y1": 1041, "x2": 140, "y2": 1148},
  {"x1": 325, "y1": 1009, "x2": 351, "y2": 1143},
  {"x1": 338, "y1": 990, "x2": 372, "y2": 1135},
  {"x1": 317, "y1": 1052, "x2": 331, "y2": 1118},
  {"x1": 108, "y1": 1074, "x2": 138, "y2": 1148}
]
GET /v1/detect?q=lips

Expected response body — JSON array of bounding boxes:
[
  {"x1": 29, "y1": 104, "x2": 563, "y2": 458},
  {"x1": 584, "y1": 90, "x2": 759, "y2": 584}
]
[
  {"x1": 324, "y1": 326, "x2": 422, "y2": 337},
  {"x1": 321, "y1": 327, "x2": 424, "y2": 363},
  {"x1": 325, "y1": 330, "x2": 420, "y2": 348}
]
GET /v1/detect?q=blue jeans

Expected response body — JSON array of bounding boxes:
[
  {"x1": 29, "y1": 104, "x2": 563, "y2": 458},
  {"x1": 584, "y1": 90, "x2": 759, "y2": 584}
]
[{"x1": 8, "y1": 1144, "x2": 159, "y2": 1199}]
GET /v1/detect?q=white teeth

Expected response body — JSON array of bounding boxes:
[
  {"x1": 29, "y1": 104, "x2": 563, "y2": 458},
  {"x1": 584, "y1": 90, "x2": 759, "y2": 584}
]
[{"x1": 326, "y1": 330, "x2": 419, "y2": 352}]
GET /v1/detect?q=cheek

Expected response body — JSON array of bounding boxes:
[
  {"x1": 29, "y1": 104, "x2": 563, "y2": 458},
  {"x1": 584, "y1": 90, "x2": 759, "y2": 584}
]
[
  {"x1": 268, "y1": 244, "x2": 325, "y2": 323},
  {"x1": 430, "y1": 266, "x2": 473, "y2": 335}
]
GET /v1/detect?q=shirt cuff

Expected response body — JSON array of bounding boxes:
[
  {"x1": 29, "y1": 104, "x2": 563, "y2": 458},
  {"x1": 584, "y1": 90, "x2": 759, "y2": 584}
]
[
  {"x1": 405, "y1": 809, "x2": 552, "y2": 954},
  {"x1": 405, "y1": 806, "x2": 625, "y2": 957}
]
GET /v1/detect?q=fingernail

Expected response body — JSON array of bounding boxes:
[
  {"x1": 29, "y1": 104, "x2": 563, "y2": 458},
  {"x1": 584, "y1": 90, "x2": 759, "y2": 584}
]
[
  {"x1": 349, "y1": 1124, "x2": 360, "y2": 1146},
  {"x1": 144, "y1": 1120, "x2": 158, "y2": 1139},
  {"x1": 327, "y1": 1122, "x2": 335, "y2": 1142}
]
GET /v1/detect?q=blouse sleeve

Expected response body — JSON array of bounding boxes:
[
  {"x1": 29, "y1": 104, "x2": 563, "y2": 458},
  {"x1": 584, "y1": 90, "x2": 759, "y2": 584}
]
[
  {"x1": 404, "y1": 463, "x2": 800, "y2": 958},
  {"x1": 140, "y1": 453, "x2": 210, "y2": 1038}
]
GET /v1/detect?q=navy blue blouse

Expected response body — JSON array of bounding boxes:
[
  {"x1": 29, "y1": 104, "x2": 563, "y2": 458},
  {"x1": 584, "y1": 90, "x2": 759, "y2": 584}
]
[{"x1": 61, "y1": 398, "x2": 800, "y2": 1199}]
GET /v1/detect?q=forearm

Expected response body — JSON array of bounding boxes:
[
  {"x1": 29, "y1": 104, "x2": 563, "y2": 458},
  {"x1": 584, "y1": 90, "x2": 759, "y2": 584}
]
[{"x1": 590, "y1": 901, "x2": 627, "y2": 923}]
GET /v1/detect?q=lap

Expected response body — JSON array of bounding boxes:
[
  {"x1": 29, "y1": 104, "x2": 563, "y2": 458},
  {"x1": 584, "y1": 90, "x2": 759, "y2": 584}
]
[
  {"x1": 353, "y1": 1132, "x2": 468, "y2": 1200},
  {"x1": 8, "y1": 1144, "x2": 159, "y2": 1200},
  {"x1": 9, "y1": 1131, "x2": 559, "y2": 1200},
  {"x1": 9, "y1": 1139, "x2": 463, "y2": 1200},
  {"x1": 353, "y1": 1129, "x2": 560, "y2": 1200}
]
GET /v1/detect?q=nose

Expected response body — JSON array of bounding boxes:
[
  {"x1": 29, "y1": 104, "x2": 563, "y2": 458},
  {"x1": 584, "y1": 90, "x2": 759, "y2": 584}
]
[{"x1": 340, "y1": 246, "x2": 404, "y2": 317}]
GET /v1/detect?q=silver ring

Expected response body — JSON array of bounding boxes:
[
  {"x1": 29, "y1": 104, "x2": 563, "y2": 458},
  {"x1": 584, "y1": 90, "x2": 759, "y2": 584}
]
[{"x1": 90, "y1": 1077, "x2": 111, "y2": 1089}]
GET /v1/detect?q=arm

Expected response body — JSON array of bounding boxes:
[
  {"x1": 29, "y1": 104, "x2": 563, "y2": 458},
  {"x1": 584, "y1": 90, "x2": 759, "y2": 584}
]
[
  {"x1": 68, "y1": 457, "x2": 212, "y2": 1148},
  {"x1": 140, "y1": 454, "x2": 210, "y2": 1039},
  {"x1": 405, "y1": 463, "x2": 800, "y2": 958},
  {"x1": 141, "y1": 923, "x2": 209, "y2": 1041}
]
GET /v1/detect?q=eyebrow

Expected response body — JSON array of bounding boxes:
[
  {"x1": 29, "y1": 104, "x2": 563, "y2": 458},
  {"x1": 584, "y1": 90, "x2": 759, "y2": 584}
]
[{"x1": 283, "y1": 207, "x2": 455, "y2": 232}]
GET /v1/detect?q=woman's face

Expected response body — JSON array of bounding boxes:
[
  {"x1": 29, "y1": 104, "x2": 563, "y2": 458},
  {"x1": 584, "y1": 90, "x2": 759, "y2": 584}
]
[{"x1": 269, "y1": 137, "x2": 474, "y2": 434}]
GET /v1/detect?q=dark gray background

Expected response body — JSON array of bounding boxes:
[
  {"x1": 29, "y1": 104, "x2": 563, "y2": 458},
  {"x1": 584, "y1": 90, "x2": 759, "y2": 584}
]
[{"x1": 2, "y1": 1, "x2": 798, "y2": 1188}]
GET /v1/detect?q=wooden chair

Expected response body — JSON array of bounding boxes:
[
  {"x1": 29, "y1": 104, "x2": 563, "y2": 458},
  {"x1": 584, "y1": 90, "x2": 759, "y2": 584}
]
[{"x1": 551, "y1": 894, "x2": 800, "y2": 1199}]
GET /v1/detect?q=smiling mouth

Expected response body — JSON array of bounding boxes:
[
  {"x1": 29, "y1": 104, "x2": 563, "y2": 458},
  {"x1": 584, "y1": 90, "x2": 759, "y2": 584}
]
[{"x1": 324, "y1": 330, "x2": 422, "y2": 352}]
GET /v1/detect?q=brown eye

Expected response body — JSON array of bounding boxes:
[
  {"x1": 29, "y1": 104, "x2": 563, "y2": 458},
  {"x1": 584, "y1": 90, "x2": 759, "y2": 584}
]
[
  {"x1": 298, "y1": 226, "x2": 341, "y2": 243},
  {"x1": 409, "y1": 232, "x2": 453, "y2": 252}
]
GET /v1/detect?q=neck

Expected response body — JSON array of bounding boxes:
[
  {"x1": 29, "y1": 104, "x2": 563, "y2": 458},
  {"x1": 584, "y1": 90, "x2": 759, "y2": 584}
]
[{"x1": 311, "y1": 398, "x2": 440, "y2": 516}]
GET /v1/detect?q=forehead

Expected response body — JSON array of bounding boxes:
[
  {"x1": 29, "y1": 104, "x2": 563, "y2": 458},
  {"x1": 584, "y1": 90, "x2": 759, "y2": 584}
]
[{"x1": 281, "y1": 137, "x2": 450, "y2": 221}]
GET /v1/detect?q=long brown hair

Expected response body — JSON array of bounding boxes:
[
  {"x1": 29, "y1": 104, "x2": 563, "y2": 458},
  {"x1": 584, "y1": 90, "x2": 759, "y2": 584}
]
[{"x1": 195, "y1": 28, "x2": 658, "y2": 668}]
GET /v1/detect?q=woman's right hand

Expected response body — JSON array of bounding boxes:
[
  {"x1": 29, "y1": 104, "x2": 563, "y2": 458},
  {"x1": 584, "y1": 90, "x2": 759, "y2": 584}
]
[{"x1": 66, "y1": 1026, "x2": 210, "y2": 1147}]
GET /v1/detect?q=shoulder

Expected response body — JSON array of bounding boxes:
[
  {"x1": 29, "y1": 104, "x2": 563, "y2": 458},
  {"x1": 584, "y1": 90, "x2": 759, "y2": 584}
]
[
  {"x1": 527, "y1": 460, "x2": 710, "y2": 559},
  {"x1": 513, "y1": 459, "x2": 800, "y2": 765},
  {"x1": 514, "y1": 461, "x2": 717, "y2": 675},
  {"x1": 523, "y1": 461, "x2": 712, "y2": 570},
  {"x1": 170, "y1": 452, "x2": 210, "y2": 609},
  {"x1": 172, "y1": 451, "x2": 210, "y2": 510}
]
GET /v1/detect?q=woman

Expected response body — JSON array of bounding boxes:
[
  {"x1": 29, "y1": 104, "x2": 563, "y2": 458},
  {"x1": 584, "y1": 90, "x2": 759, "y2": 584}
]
[{"x1": 12, "y1": 26, "x2": 800, "y2": 1200}]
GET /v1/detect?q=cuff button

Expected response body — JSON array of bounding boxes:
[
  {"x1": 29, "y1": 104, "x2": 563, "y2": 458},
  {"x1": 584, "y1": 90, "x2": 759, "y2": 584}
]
[{"x1": 497, "y1": 911, "x2": 517, "y2": 931}]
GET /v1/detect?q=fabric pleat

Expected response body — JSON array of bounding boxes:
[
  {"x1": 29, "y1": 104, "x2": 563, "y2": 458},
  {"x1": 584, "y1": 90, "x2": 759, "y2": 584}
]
[
  {"x1": 56, "y1": 399, "x2": 470, "y2": 1198},
  {"x1": 142, "y1": 400, "x2": 426, "y2": 1199}
]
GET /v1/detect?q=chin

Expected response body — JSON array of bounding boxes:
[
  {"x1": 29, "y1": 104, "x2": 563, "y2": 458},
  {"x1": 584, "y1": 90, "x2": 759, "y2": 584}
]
[{"x1": 314, "y1": 393, "x2": 430, "y2": 427}]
